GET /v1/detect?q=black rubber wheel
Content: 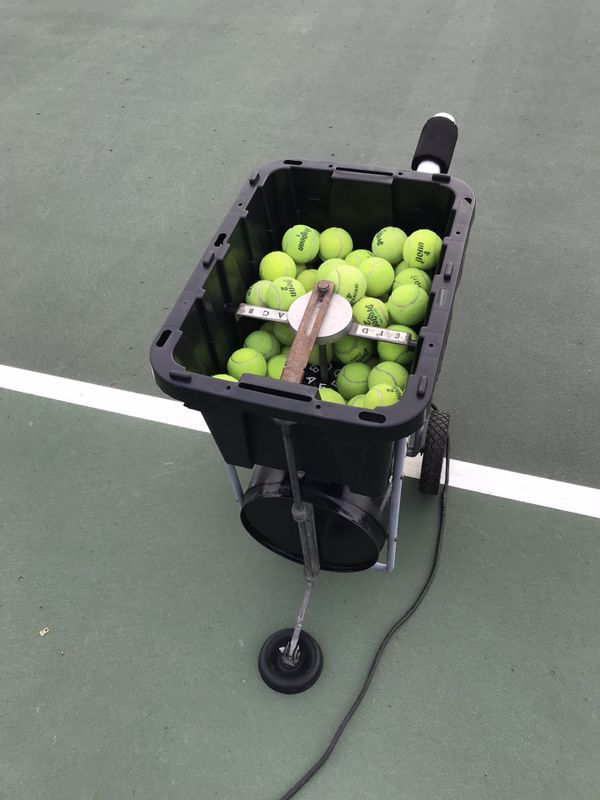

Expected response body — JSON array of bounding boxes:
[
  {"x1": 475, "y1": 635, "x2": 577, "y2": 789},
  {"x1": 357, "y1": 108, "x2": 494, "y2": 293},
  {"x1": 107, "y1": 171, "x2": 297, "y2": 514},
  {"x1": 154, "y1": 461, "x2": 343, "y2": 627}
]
[
  {"x1": 258, "y1": 629, "x2": 323, "y2": 694},
  {"x1": 419, "y1": 409, "x2": 450, "y2": 495}
]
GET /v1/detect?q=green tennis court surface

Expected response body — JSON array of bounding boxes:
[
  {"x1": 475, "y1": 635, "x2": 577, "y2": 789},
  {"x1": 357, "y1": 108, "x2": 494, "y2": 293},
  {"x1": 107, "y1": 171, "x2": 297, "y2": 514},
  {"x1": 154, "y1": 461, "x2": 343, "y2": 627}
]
[{"x1": 1, "y1": 0, "x2": 599, "y2": 798}]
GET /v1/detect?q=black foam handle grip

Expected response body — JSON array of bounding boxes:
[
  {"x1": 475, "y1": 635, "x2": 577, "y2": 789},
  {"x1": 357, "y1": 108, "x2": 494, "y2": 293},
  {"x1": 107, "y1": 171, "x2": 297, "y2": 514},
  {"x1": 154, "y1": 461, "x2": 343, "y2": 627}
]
[{"x1": 411, "y1": 116, "x2": 458, "y2": 173}]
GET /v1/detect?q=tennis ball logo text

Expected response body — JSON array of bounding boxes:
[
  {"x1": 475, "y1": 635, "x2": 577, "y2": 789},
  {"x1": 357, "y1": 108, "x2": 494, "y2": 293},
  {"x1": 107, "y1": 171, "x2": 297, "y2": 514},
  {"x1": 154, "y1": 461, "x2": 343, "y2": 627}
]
[
  {"x1": 363, "y1": 303, "x2": 381, "y2": 326},
  {"x1": 297, "y1": 228, "x2": 309, "y2": 252},
  {"x1": 414, "y1": 241, "x2": 431, "y2": 265}
]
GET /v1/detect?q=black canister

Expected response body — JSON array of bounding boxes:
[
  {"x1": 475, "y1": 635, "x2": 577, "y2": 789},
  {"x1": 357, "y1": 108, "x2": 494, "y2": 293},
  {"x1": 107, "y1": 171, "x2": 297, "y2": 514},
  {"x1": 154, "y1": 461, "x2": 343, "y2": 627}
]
[{"x1": 240, "y1": 466, "x2": 390, "y2": 572}]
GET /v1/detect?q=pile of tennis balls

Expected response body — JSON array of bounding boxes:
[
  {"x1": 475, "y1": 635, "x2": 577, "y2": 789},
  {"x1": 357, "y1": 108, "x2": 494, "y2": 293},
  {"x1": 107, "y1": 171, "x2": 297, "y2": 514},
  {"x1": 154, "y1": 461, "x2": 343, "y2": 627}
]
[{"x1": 213, "y1": 223, "x2": 442, "y2": 409}]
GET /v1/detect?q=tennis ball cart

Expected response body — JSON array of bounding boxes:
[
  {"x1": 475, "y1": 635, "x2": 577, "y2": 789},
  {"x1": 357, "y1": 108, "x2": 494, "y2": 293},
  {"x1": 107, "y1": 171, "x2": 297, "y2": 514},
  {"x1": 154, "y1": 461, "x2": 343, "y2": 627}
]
[{"x1": 150, "y1": 114, "x2": 475, "y2": 694}]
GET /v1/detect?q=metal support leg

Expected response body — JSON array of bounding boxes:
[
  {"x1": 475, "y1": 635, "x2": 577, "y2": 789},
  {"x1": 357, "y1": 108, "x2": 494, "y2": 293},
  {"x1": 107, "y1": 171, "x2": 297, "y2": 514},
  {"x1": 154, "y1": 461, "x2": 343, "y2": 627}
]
[
  {"x1": 277, "y1": 421, "x2": 320, "y2": 667},
  {"x1": 372, "y1": 438, "x2": 408, "y2": 573},
  {"x1": 224, "y1": 463, "x2": 244, "y2": 506}
]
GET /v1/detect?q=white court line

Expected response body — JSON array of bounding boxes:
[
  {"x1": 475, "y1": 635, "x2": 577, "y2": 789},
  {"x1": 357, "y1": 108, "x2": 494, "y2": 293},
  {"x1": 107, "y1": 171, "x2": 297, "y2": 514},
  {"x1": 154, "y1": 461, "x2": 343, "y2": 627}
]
[
  {"x1": 1, "y1": 364, "x2": 598, "y2": 520},
  {"x1": 403, "y1": 456, "x2": 598, "y2": 519},
  {"x1": 0, "y1": 364, "x2": 209, "y2": 433}
]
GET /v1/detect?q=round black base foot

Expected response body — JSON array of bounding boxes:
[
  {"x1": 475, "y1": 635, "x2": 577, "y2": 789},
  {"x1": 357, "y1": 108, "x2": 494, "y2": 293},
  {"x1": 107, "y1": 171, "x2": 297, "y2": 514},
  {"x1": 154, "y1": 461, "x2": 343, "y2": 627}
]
[{"x1": 258, "y1": 628, "x2": 323, "y2": 694}]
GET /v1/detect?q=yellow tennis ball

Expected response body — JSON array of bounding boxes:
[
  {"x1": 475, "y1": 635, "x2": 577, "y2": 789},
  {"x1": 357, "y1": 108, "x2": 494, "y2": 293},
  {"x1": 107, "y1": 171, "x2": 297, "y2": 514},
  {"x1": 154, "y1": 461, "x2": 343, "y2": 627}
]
[
  {"x1": 227, "y1": 348, "x2": 267, "y2": 380},
  {"x1": 345, "y1": 249, "x2": 373, "y2": 268},
  {"x1": 371, "y1": 226, "x2": 407, "y2": 265},
  {"x1": 392, "y1": 267, "x2": 432, "y2": 293},
  {"x1": 266, "y1": 354, "x2": 288, "y2": 379},
  {"x1": 333, "y1": 335, "x2": 374, "y2": 364},
  {"x1": 357, "y1": 257, "x2": 395, "y2": 297},
  {"x1": 367, "y1": 361, "x2": 409, "y2": 391},
  {"x1": 259, "y1": 251, "x2": 297, "y2": 281},
  {"x1": 387, "y1": 285, "x2": 429, "y2": 325},
  {"x1": 336, "y1": 362, "x2": 371, "y2": 400},
  {"x1": 281, "y1": 224, "x2": 320, "y2": 264},
  {"x1": 364, "y1": 383, "x2": 403, "y2": 409},
  {"x1": 319, "y1": 227, "x2": 353, "y2": 260},
  {"x1": 280, "y1": 345, "x2": 291, "y2": 356},
  {"x1": 295, "y1": 264, "x2": 307, "y2": 276},
  {"x1": 212, "y1": 374, "x2": 239, "y2": 382},
  {"x1": 260, "y1": 321, "x2": 277, "y2": 336},
  {"x1": 403, "y1": 229, "x2": 442, "y2": 270},
  {"x1": 297, "y1": 269, "x2": 319, "y2": 292},
  {"x1": 352, "y1": 297, "x2": 389, "y2": 328},
  {"x1": 348, "y1": 394, "x2": 368, "y2": 408},
  {"x1": 318, "y1": 387, "x2": 346, "y2": 405},
  {"x1": 376, "y1": 324, "x2": 417, "y2": 366},
  {"x1": 316, "y1": 258, "x2": 347, "y2": 281},
  {"x1": 265, "y1": 277, "x2": 305, "y2": 310},
  {"x1": 333, "y1": 336, "x2": 375, "y2": 364},
  {"x1": 330, "y1": 264, "x2": 367, "y2": 305},
  {"x1": 273, "y1": 324, "x2": 295, "y2": 346},
  {"x1": 244, "y1": 330, "x2": 280, "y2": 361},
  {"x1": 246, "y1": 280, "x2": 272, "y2": 307},
  {"x1": 394, "y1": 261, "x2": 409, "y2": 276}
]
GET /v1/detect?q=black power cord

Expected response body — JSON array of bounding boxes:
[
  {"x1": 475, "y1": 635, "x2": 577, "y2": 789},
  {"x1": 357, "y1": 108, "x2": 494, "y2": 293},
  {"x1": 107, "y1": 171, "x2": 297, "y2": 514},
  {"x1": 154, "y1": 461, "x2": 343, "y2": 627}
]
[{"x1": 277, "y1": 437, "x2": 451, "y2": 800}]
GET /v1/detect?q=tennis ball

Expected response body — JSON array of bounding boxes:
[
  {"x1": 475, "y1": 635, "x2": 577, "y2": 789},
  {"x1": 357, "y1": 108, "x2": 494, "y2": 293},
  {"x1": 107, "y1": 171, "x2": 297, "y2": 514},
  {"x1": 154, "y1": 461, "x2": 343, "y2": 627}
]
[
  {"x1": 393, "y1": 267, "x2": 432, "y2": 293},
  {"x1": 318, "y1": 387, "x2": 346, "y2": 405},
  {"x1": 273, "y1": 324, "x2": 295, "y2": 346},
  {"x1": 282, "y1": 225, "x2": 320, "y2": 264},
  {"x1": 297, "y1": 269, "x2": 318, "y2": 292},
  {"x1": 260, "y1": 321, "x2": 277, "y2": 336},
  {"x1": 366, "y1": 356, "x2": 379, "y2": 369},
  {"x1": 330, "y1": 264, "x2": 367, "y2": 305},
  {"x1": 308, "y1": 342, "x2": 334, "y2": 366},
  {"x1": 376, "y1": 324, "x2": 418, "y2": 366},
  {"x1": 394, "y1": 261, "x2": 409, "y2": 276},
  {"x1": 364, "y1": 383, "x2": 403, "y2": 408},
  {"x1": 280, "y1": 345, "x2": 291, "y2": 356},
  {"x1": 227, "y1": 347, "x2": 267, "y2": 380},
  {"x1": 403, "y1": 229, "x2": 442, "y2": 270},
  {"x1": 357, "y1": 257, "x2": 395, "y2": 297},
  {"x1": 259, "y1": 251, "x2": 297, "y2": 281},
  {"x1": 316, "y1": 258, "x2": 347, "y2": 281},
  {"x1": 368, "y1": 361, "x2": 409, "y2": 391},
  {"x1": 348, "y1": 394, "x2": 368, "y2": 408},
  {"x1": 345, "y1": 249, "x2": 373, "y2": 268},
  {"x1": 371, "y1": 226, "x2": 407, "y2": 265},
  {"x1": 387, "y1": 285, "x2": 429, "y2": 325},
  {"x1": 265, "y1": 277, "x2": 305, "y2": 310},
  {"x1": 246, "y1": 280, "x2": 272, "y2": 307},
  {"x1": 295, "y1": 264, "x2": 307, "y2": 276},
  {"x1": 267, "y1": 354, "x2": 288, "y2": 379},
  {"x1": 244, "y1": 330, "x2": 280, "y2": 361},
  {"x1": 334, "y1": 335, "x2": 374, "y2": 364},
  {"x1": 212, "y1": 374, "x2": 239, "y2": 381},
  {"x1": 352, "y1": 297, "x2": 389, "y2": 328},
  {"x1": 336, "y1": 362, "x2": 371, "y2": 400},
  {"x1": 319, "y1": 227, "x2": 353, "y2": 260}
]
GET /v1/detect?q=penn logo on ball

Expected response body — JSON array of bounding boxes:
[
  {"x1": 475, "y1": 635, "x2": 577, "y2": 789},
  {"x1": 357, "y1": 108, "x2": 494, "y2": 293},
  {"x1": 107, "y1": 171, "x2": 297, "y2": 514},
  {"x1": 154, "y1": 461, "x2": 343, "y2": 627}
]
[
  {"x1": 281, "y1": 224, "x2": 320, "y2": 264},
  {"x1": 371, "y1": 226, "x2": 407, "y2": 265},
  {"x1": 403, "y1": 229, "x2": 443, "y2": 271},
  {"x1": 265, "y1": 277, "x2": 306, "y2": 311}
]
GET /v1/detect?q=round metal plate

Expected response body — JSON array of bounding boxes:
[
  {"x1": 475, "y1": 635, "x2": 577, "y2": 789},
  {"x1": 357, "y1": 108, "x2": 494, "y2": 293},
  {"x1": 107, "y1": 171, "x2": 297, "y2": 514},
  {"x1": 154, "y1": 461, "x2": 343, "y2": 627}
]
[{"x1": 287, "y1": 291, "x2": 353, "y2": 345}]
